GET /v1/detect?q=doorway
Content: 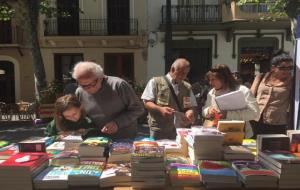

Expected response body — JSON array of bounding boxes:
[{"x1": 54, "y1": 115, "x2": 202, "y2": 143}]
[
  {"x1": 107, "y1": 0, "x2": 130, "y2": 35},
  {"x1": 0, "y1": 61, "x2": 15, "y2": 103},
  {"x1": 104, "y1": 53, "x2": 134, "y2": 82}
]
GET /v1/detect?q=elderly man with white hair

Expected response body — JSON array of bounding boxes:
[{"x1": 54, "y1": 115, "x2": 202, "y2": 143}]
[
  {"x1": 72, "y1": 61, "x2": 144, "y2": 139},
  {"x1": 141, "y1": 58, "x2": 197, "y2": 139}
]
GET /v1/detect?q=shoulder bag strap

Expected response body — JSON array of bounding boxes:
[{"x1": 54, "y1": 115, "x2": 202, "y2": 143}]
[{"x1": 163, "y1": 76, "x2": 183, "y2": 112}]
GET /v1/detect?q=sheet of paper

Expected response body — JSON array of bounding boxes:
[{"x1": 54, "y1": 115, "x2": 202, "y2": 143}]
[{"x1": 215, "y1": 90, "x2": 247, "y2": 111}]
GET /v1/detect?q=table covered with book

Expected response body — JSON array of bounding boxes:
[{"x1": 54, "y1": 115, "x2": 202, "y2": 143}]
[{"x1": 0, "y1": 121, "x2": 300, "y2": 190}]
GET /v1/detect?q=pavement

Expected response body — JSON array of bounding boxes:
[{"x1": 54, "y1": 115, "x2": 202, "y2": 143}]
[{"x1": 0, "y1": 121, "x2": 150, "y2": 143}]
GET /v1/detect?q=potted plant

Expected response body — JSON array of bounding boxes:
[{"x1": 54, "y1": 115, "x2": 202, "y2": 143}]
[{"x1": 37, "y1": 80, "x2": 63, "y2": 119}]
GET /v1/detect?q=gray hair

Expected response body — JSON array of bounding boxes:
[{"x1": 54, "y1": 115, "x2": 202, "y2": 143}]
[
  {"x1": 72, "y1": 61, "x2": 104, "y2": 80},
  {"x1": 171, "y1": 58, "x2": 190, "y2": 70}
]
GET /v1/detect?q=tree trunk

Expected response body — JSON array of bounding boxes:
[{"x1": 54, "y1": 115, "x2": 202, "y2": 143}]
[
  {"x1": 26, "y1": 0, "x2": 47, "y2": 100},
  {"x1": 285, "y1": 0, "x2": 300, "y2": 41}
]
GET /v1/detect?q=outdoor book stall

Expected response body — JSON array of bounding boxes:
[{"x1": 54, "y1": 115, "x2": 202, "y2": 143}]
[{"x1": 1, "y1": 124, "x2": 300, "y2": 190}]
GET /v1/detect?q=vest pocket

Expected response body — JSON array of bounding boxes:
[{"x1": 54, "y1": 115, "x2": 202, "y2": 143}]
[{"x1": 157, "y1": 87, "x2": 170, "y2": 106}]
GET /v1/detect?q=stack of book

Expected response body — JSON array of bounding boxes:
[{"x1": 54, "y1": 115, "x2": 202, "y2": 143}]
[
  {"x1": 257, "y1": 134, "x2": 300, "y2": 188},
  {"x1": 259, "y1": 150, "x2": 300, "y2": 188},
  {"x1": 217, "y1": 120, "x2": 245, "y2": 145},
  {"x1": 0, "y1": 143, "x2": 18, "y2": 160},
  {"x1": 156, "y1": 139, "x2": 182, "y2": 154},
  {"x1": 165, "y1": 153, "x2": 190, "y2": 168},
  {"x1": 0, "y1": 140, "x2": 10, "y2": 148},
  {"x1": 186, "y1": 127, "x2": 224, "y2": 163},
  {"x1": 169, "y1": 163, "x2": 201, "y2": 187},
  {"x1": 79, "y1": 136, "x2": 111, "y2": 162},
  {"x1": 176, "y1": 128, "x2": 191, "y2": 156},
  {"x1": 223, "y1": 145, "x2": 255, "y2": 160},
  {"x1": 50, "y1": 150, "x2": 80, "y2": 166},
  {"x1": 287, "y1": 130, "x2": 300, "y2": 156},
  {"x1": 107, "y1": 140, "x2": 133, "y2": 163},
  {"x1": 131, "y1": 141, "x2": 166, "y2": 188},
  {"x1": 68, "y1": 160, "x2": 104, "y2": 186},
  {"x1": 18, "y1": 136, "x2": 54, "y2": 153},
  {"x1": 199, "y1": 160, "x2": 240, "y2": 188},
  {"x1": 100, "y1": 162, "x2": 131, "y2": 187},
  {"x1": 232, "y1": 160, "x2": 278, "y2": 188},
  {"x1": 60, "y1": 135, "x2": 83, "y2": 151},
  {"x1": 242, "y1": 139, "x2": 257, "y2": 155},
  {"x1": 0, "y1": 152, "x2": 49, "y2": 190},
  {"x1": 34, "y1": 166, "x2": 73, "y2": 189},
  {"x1": 46, "y1": 141, "x2": 65, "y2": 160}
]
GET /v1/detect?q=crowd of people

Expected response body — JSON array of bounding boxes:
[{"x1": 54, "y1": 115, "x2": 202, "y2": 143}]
[{"x1": 45, "y1": 50, "x2": 294, "y2": 141}]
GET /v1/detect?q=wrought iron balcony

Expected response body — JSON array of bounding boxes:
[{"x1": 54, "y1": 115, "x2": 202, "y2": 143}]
[
  {"x1": 44, "y1": 18, "x2": 138, "y2": 36},
  {"x1": 162, "y1": 5, "x2": 222, "y2": 24}
]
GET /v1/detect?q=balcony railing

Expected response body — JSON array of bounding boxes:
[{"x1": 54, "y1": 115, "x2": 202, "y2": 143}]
[
  {"x1": 0, "y1": 25, "x2": 23, "y2": 45},
  {"x1": 44, "y1": 19, "x2": 138, "y2": 36},
  {"x1": 162, "y1": 5, "x2": 222, "y2": 24},
  {"x1": 239, "y1": 3, "x2": 271, "y2": 13}
]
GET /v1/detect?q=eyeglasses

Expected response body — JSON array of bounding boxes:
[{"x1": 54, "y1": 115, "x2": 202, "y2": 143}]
[
  {"x1": 78, "y1": 78, "x2": 99, "y2": 89},
  {"x1": 276, "y1": 66, "x2": 294, "y2": 71}
]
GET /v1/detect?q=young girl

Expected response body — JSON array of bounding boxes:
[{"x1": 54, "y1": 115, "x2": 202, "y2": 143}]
[{"x1": 45, "y1": 94, "x2": 96, "y2": 139}]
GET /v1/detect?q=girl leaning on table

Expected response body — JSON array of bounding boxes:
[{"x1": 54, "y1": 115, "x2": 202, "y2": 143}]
[
  {"x1": 250, "y1": 50, "x2": 294, "y2": 138},
  {"x1": 44, "y1": 94, "x2": 97, "y2": 140},
  {"x1": 202, "y1": 64, "x2": 260, "y2": 138}
]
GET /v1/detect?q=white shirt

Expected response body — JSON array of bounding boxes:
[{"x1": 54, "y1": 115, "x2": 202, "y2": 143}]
[{"x1": 141, "y1": 73, "x2": 197, "y2": 107}]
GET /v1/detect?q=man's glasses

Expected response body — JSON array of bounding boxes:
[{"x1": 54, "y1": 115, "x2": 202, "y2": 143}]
[
  {"x1": 78, "y1": 78, "x2": 99, "y2": 89},
  {"x1": 276, "y1": 66, "x2": 294, "y2": 71}
]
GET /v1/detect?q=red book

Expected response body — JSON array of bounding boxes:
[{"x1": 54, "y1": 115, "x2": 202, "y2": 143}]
[{"x1": 0, "y1": 152, "x2": 49, "y2": 172}]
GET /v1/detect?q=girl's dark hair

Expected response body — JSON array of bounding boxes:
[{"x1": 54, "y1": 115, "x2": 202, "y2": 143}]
[
  {"x1": 206, "y1": 64, "x2": 239, "y2": 91},
  {"x1": 270, "y1": 50, "x2": 293, "y2": 66},
  {"x1": 54, "y1": 94, "x2": 85, "y2": 132}
]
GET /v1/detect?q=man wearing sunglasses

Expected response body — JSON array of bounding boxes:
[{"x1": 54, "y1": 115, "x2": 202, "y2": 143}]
[{"x1": 72, "y1": 61, "x2": 144, "y2": 139}]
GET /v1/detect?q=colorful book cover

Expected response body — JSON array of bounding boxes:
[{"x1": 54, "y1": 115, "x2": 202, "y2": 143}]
[
  {"x1": 232, "y1": 160, "x2": 277, "y2": 177},
  {"x1": 42, "y1": 166, "x2": 73, "y2": 180},
  {"x1": 264, "y1": 150, "x2": 300, "y2": 163},
  {"x1": 101, "y1": 163, "x2": 131, "y2": 178},
  {"x1": 133, "y1": 141, "x2": 158, "y2": 148},
  {"x1": 69, "y1": 164, "x2": 102, "y2": 177},
  {"x1": 0, "y1": 140, "x2": 10, "y2": 148},
  {"x1": 287, "y1": 130, "x2": 300, "y2": 153},
  {"x1": 132, "y1": 146, "x2": 164, "y2": 158},
  {"x1": 199, "y1": 160, "x2": 236, "y2": 177},
  {"x1": 165, "y1": 154, "x2": 190, "y2": 166},
  {"x1": 110, "y1": 140, "x2": 133, "y2": 154},
  {"x1": 82, "y1": 136, "x2": 111, "y2": 147},
  {"x1": 0, "y1": 152, "x2": 48, "y2": 170}
]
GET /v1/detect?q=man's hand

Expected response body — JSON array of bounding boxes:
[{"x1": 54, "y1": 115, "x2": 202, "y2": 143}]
[
  {"x1": 101, "y1": 121, "x2": 118, "y2": 134},
  {"x1": 159, "y1": 106, "x2": 175, "y2": 117},
  {"x1": 184, "y1": 109, "x2": 195, "y2": 124}
]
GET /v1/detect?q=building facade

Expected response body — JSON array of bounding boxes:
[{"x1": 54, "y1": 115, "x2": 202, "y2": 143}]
[
  {"x1": 0, "y1": 0, "x2": 294, "y2": 103},
  {"x1": 148, "y1": 0, "x2": 294, "y2": 84}
]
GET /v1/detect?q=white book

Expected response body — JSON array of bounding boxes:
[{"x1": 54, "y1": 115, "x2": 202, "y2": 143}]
[{"x1": 215, "y1": 90, "x2": 247, "y2": 111}]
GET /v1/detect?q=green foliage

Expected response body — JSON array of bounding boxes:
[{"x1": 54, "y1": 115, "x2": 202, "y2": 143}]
[
  {"x1": 237, "y1": 0, "x2": 287, "y2": 19},
  {"x1": 39, "y1": 80, "x2": 63, "y2": 104},
  {"x1": 0, "y1": 2, "x2": 15, "y2": 20}
]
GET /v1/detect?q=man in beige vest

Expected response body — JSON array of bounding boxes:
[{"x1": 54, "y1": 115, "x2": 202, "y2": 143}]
[{"x1": 141, "y1": 58, "x2": 197, "y2": 139}]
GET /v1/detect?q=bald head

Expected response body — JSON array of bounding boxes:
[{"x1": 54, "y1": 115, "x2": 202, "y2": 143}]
[
  {"x1": 171, "y1": 58, "x2": 190, "y2": 71},
  {"x1": 170, "y1": 58, "x2": 190, "y2": 82},
  {"x1": 72, "y1": 61, "x2": 104, "y2": 80}
]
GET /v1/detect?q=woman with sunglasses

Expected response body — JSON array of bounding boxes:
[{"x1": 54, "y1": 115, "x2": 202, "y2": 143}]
[
  {"x1": 202, "y1": 64, "x2": 259, "y2": 137},
  {"x1": 250, "y1": 50, "x2": 294, "y2": 138}
]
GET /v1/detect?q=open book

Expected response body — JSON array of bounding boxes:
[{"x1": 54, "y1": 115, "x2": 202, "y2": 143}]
[{"x1": 215, "y1": 90, "x2": 247, "y2": 111}]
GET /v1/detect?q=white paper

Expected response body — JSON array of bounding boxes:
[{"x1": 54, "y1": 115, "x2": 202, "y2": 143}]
[{"x1": 215, "y1": 90, "x2": 247, "y2": 111}]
